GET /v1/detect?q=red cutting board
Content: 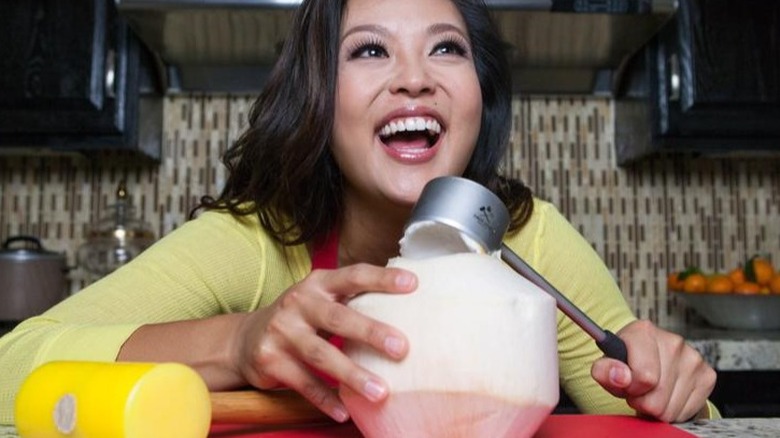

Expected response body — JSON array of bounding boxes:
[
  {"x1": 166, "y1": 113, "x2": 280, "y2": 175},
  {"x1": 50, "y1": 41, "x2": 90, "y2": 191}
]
[{"x1": 209, "y1": 415, "x2": 696, "y2": 437}]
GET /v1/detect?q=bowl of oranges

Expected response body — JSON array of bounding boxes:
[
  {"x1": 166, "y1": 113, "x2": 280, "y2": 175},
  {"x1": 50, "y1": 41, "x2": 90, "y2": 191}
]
[{"x1": 668, "y1": 256, "x2": 780, "y2": 330}]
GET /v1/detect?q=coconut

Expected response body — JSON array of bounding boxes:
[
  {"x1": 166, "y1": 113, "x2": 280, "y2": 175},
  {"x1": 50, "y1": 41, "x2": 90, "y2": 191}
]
[{"x1": 340, "y1": 251, "x2": 559, "y2": 438}]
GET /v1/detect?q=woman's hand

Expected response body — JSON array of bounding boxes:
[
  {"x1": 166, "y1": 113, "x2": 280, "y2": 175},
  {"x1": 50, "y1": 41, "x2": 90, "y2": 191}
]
[
  {"x1": 591, "y1": 320, "x2": 716, "y2": 423},
  {"x1": 233, "y1": 264, "x2": 417, "y2": 422}
]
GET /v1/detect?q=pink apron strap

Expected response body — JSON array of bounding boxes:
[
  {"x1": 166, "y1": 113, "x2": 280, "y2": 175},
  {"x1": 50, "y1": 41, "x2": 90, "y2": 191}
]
[{"x1": 310, "y1": 227, "x2": 344, "y2": 386}]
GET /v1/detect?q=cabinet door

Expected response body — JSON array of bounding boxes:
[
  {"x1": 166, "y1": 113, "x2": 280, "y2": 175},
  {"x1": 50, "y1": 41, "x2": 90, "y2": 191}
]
[
  {"x1": 0, "y1": 0, "x2": 118, "y2": 134},
  {"x1": 655, "y1": 0, "x2": 780, "y2": 140},
  {"x1": 0, "y1": 0, "x2": 160, "y2": 160}
]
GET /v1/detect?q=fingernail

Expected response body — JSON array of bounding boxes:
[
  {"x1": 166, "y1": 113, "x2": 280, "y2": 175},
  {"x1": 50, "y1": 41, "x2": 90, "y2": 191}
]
[
  {"x1": 384, "y1": 336, "x2": 405, "y2": 357},
  {"x1": 609, "y1": 366, "x2": 630, "y2": 386},
  {"x1": 396, "y1": 272, "x2": 416, "y2": 289},
  {"x1": 363, "y1": 379, "x2": 387, "y2": 402},
  {"x1": 331, "y1": 406, "x2": 350, "y2": 422}
]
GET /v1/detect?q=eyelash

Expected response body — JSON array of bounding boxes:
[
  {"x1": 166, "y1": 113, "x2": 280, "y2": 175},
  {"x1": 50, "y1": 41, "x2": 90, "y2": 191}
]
[
  {"x1": 432, "y1": 36, "x2": 469, "y2": 57},
  {"x1": 347, "y1": 38, "x2": 387, "y2": 59},
  {"x1": 346, "y1": 35, "x2": 470, "y2": 60}
]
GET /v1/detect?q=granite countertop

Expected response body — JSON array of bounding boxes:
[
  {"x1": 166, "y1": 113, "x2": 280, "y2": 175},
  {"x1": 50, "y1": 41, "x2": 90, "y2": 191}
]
[
  {"x1": 669, "y1": 325, "x2": 780, "y2": 371},
  {"x1": 677, "y1": 418, "x2": 780, "y2": 437}
]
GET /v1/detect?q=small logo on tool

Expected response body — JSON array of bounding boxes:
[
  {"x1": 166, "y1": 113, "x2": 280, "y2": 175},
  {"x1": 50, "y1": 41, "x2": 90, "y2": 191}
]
[{"x1": 474, "y1": 205, "x2": 497, "y2": 235}]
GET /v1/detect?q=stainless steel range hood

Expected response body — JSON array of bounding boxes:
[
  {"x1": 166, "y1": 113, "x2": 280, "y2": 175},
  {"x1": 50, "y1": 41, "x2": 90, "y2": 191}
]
[{"x1": 116, "y1": 0, "x2": 676, "y2": 95}]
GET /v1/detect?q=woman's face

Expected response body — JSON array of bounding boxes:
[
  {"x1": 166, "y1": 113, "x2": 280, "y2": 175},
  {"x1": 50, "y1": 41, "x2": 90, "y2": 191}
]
[{"x1": 332, "y1": 0, "x2": 482, "y2": 209}]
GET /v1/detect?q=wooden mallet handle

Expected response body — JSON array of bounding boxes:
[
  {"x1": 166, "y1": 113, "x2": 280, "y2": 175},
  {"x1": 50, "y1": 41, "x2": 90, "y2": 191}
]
[{"x1": 210, "y1": 390, "x2": 333, "y2": 425}]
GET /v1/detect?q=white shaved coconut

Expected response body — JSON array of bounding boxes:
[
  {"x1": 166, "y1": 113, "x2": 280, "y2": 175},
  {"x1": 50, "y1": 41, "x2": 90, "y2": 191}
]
[
  {"x1": 340, "y1": 253, "x2": 559, "y2": 438},
  {"x1": 399, "y1": 220, "x2": 496, "y2": 259}
]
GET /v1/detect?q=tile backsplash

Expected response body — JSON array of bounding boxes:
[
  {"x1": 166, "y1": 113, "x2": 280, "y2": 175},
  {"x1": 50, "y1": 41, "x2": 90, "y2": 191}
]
[{"x1": 1, "y1": 95, "x2": 778, "y2": 329}]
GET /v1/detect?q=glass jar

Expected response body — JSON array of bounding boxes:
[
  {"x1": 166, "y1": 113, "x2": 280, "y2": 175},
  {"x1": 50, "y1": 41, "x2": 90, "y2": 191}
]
[{"x1": 78, "y1": 182, "x2": 155, "y2": 276}]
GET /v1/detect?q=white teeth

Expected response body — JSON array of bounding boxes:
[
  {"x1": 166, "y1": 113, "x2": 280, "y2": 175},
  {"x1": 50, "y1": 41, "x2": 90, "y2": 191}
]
[{"x1": 379, "y1": 117, "x2": 442, "y2": 138}]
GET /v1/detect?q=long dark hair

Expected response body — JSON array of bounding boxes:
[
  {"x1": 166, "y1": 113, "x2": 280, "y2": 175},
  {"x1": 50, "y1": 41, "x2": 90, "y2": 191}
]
[{"x1": 197, "y1": 0, "x2": 533, "y2": 244}]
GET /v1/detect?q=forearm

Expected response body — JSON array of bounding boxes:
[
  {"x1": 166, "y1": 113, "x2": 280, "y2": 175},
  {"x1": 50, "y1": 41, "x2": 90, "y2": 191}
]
[{"x1": 117, "y1": 312, "x2": 250, "y2": 391}]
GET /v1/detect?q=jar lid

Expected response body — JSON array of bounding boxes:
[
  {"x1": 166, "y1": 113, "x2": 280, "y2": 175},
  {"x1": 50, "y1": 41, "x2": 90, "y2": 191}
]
[{"x1": 0, "y1": 236, "x2": 64, "y2": 262}]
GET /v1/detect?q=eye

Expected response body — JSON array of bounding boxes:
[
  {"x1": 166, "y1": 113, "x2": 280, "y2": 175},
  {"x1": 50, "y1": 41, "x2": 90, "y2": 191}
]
[
  {"x1": 348, "y1": 41, "x2": 388, "y2": 59},
  {"x1": 431, "y1": 37, "x2": 468, "y2": 57}
]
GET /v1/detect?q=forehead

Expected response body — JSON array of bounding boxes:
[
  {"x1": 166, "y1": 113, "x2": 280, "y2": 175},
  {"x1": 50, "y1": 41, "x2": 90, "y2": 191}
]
[{"x1": 341, "y1": 0, "x2": 467, "y2": 33}]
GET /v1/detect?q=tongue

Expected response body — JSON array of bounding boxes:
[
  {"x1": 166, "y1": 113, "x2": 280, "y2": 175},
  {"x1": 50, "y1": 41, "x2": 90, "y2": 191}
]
[
  {"x1": 384, "y1": 135, "x2": 429, "y2": 150},
  {"x1": 385, "y1": 137, "x2": 428, "y2": 149}
]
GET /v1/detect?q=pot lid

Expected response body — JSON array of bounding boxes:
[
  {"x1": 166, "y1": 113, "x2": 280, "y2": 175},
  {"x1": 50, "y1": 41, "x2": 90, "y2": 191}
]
[{"x1": 0, "y1": 236, "x2": 65, "y2": 262}]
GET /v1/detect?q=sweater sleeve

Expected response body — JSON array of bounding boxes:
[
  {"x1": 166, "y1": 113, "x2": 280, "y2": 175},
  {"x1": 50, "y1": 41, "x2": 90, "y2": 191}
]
[
  {"x1": 507, "y1": 200, "x2": 721, "y2": 420},
  {"x1": 505, "y1": 199, "x2": 637, "y2": 415},
  {"x1": 0, "y1": 210, "x2": 308, "y2": 424}
]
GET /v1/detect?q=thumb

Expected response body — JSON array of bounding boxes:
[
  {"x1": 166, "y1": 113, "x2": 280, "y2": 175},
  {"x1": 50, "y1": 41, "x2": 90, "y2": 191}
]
[{"x1": 591, "y1": 358, "x2": 632, "y2": 398}]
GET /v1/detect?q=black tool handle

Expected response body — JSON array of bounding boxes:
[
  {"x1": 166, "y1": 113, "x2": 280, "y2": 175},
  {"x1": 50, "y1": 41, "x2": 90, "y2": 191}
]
[{"x1": 596, "y1": 330, "x2": 629, "y2": 364}]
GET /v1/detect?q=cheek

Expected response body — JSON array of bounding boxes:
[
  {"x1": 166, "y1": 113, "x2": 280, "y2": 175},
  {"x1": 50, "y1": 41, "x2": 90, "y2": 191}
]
[
  {"x1": 333, "y1": 68, "x2": 378, "y2": 136},
  {"x1": 332, "y1": 84, "x2": 358, "y2": 154},
  {"x1": 453, "y1": 70, "x2": 483, "y2": 126},
  {"x1": 460, "y1": 77, "x2": 483, "y2": 153}
]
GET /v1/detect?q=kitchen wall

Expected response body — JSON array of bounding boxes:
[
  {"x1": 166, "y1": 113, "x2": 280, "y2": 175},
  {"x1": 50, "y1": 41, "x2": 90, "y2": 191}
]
[{"x1": 1, "y1": 95, "x2": 778, "y2": 329}]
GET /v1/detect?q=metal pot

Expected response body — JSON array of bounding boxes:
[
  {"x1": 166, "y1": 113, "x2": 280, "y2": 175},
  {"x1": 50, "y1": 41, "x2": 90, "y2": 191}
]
[{"x1": 0, "y1": 236, "x2": 68, "y2": 321}]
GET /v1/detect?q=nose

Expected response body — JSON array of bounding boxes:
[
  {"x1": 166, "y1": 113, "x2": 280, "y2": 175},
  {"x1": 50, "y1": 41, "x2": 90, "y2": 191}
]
[{"x1": 389, "y1": 54, "x2": 435, "y2": 96}]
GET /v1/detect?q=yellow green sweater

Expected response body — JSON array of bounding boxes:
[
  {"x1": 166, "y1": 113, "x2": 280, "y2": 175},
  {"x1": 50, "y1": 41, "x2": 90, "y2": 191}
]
[{"x1": 0, "y1": 199, "x2": 714, "y2": 424}]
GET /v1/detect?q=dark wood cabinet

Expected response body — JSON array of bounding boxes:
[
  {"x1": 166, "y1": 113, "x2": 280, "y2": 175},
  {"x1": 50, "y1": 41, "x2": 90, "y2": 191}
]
[
  {"x1": 709, "y1": 371, "x2": 780, "y2": 418},
  {"x1": 615, "y1": 0, "x2": 780, "y2": 164},
  {"x1": 0, "y1": 0, "x2": 161, "y2": 160}
]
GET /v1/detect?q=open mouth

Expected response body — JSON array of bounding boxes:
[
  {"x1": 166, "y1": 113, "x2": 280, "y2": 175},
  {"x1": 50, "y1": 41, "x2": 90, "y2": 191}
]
[{"x1": 378, "y1": 117, "x2": 442, "y2": 151}]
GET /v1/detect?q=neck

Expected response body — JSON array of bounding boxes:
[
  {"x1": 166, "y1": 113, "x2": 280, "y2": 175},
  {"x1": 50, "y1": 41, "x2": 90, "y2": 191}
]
[{"x1": 338, "y1": 193, "x2": 411, "y2": 267}]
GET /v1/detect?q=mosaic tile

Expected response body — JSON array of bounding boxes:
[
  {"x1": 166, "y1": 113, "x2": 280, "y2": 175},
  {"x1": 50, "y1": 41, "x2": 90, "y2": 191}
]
[{"x1": 1, "y1": 95, "x2": 778, "y2": 329}]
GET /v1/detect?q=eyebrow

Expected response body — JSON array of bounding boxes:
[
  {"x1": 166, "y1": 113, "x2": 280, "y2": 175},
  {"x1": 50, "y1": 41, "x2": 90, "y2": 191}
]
[{"x1": 340, "y1": 22, "x2": 469, "y2": 44}]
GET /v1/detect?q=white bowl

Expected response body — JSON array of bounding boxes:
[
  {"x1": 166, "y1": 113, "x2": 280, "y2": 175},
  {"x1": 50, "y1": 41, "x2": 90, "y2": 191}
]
[{"x1": 672, "y1": 291, "x2": 780, "y2": 330}]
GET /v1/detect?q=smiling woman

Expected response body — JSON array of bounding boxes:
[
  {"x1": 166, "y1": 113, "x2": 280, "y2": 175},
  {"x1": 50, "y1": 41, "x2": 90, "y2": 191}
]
[{"x1": 0, "y1": 0, "x2": 717, "y2": 433}]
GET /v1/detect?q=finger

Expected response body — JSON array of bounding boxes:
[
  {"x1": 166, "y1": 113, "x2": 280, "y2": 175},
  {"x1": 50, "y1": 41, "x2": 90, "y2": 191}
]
[
  {"x1": 628, "y1": 366, "x2": 680, "y2": 422},
  {"x1": 625, "y1": 335, "x2": 682, "y2": 420},
  {"x1": 628, "y1": 333, "x2": 709, "y2": 422},
  {"x1": 662, "y1": 379, "x2": 694, "y2": 423},
  {"x1": 619, "y1": 321, "x2": 662, "y2": 396},
  {"x1": 677, "y1": 384, "x2": 714, "y2": 423},
  {"x1": 314, "y1": 264, "x2": 417, "y2": 299},
  {"x1": 262, "y1": 350, "x2": 351, "y2": 423},
  {"x1": 671, "y1": 361, "x2": 717, "y2": 422},
  {"x1": 591, "y1": 358, "x2": 631, "y2": 398},
  {"x1": 293, "y1": 330, "x2": 391, "y2": 405},
  {"x1": 655, "y1": 350, "x2": 707, "y2": 422},
  {"x1": 311, "y1": 300, "x2": 408, "y2": 359}
]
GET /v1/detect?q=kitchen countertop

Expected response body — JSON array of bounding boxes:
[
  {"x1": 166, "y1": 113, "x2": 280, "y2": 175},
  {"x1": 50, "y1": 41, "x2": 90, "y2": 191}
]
[
  {"x1": 3, "y1": 418, "x2": 780, "y2": 437},
  {"x1": 677, "y1": 418, "x2": 780, "y2": 437},
  {"x1": 669, "y1": 325, "x2": 780, "y2": 371}
]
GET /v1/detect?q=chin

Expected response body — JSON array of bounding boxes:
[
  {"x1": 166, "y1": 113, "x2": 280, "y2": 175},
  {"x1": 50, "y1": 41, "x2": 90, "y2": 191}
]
[
  {"x1": 385, "y1": 177, "x2": 432, "y2": 206},
  {"x1": 374, "y1": 165, "x2": 466, "y2": 208}
]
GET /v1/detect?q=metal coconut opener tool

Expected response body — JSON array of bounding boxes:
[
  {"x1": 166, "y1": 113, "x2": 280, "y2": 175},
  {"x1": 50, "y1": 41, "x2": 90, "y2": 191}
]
[{"x1": 407, "y1": 176, "x2": 628, "y2": 364}]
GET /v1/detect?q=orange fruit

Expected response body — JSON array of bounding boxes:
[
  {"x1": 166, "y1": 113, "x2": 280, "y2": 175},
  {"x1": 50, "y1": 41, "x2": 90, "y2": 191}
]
[
  {"x1": 770, "y1": 274, "x2": 780, "y2": 294},
  {"x1": 734, "y1": 281, "x2": 761, "y2": 295},
  {"x1": 683, "y1": 273, "x2": 707, "y2": 293},
  {"x1": 706, "y1": 275, "x2": 733, "y2": 294},
  {"x1": 745, "y1": 256, "x2": 775, "y2": 286},
  {"x1": 728, "y1": 267, "x2": 746, "y2": 286},
  {"x1": 667, "y1": 272, "x2": 684, "y2": 291}
]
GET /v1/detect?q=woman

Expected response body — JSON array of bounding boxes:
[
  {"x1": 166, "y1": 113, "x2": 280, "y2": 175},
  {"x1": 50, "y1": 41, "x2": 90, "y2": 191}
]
[{"x1": 0, "y1": 0, "x2": 716, "y2": 426}]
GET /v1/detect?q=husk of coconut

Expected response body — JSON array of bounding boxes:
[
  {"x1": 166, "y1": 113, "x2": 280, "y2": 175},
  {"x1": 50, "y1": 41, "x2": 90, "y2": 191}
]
[{"x1": 340, "y1": 253, "x2": 559, "y2": 438}]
